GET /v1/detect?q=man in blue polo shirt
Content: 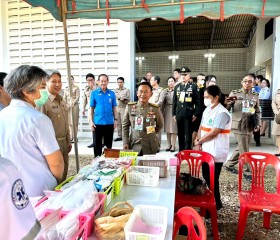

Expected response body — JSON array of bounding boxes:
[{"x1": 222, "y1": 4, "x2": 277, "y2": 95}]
[{"x1": 89, "y1": 74, "x2": 117, "y2": 156}]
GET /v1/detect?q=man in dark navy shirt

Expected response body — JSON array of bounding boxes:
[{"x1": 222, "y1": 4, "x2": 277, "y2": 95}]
[{"x1": 89, "y1": 74, "x2": 117, "y2": 156}]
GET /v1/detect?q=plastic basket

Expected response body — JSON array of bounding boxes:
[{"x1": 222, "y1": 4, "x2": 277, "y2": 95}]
[
  {"x1": 138, "y1": 160, "x2": 168, "y2": 178},
  {"x1": 102, "y1": 181, "x2": 114, "y2": 208},
  {"x1": 36, "y1": 193, "x2": 106, "y2": 237},
  {"x1": 124, "y1": 205, "x2": 168, "y2": 240},
  {"x1": 114, "y1": 169, "x2": 126, "y2": 195},
  {"x1": 120, "y1": 151, "x2": 138, "y2": 166},
  {"x1": 43, "y1": 210, "x2": 91, "y2": 240},
  {"x1": 104, "y1": 148, "x2": 120, "y2": 158},
  {"x1": 55, "y1": 176, "x2": 75, "y2": 190},
  {"x1": 126, "y1": 166, "x2": 160, "y2": 187}
]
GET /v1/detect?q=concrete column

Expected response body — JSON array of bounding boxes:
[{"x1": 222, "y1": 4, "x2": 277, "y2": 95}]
[
  {"x1": 272, "y1": 17, "x2": 280, "y2": 94},
  {"x1": 0, "y1": 0, "x2": 9, "y2": 71},
  {"x1": 118, "y1": 21, "x2": 135, "y2": 101}
]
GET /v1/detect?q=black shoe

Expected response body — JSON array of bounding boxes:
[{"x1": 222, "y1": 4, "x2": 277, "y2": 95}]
[
  {"x1": 87, "y1": 143, "x2": 94, "y2": 148},
  {"x1": 165, "y1": 145, "x2": 171, "y2": 151},
  {"x1": 243, "y1": 174, "x2": 252, "y2": 182},
  {"x1": 274, "y1": 153, "x2": 280, "y2": 156},
  {"x1": 260, "y1": 133, "x2": 265, "y2": 137},
  {"x1": 256, "y1": 143, "x2": 261, "y2": 147},
  {"x1": 225, "y1": 166, "x2": 238, "y2": 174},
  {"x1": 114, "y1": 137, "x2": 122, "y2": 141},
  {"x1": 170, "y1": 149, "x2": 175, "y2": 152}
]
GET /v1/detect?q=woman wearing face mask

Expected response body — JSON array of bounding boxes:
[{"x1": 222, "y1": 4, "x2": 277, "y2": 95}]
[
  {"x1": 193, "y1": 85, "x2": 231, "y2": 210},
  {"x1": 0, "y1": 65, "x2": 64, "y2": 197},
  {"x1": 163, "y1": 76, "x2": 177, "y2": 152}
]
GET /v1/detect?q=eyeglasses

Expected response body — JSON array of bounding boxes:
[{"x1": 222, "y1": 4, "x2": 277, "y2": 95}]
[
  {"x1": 138, "y1": 91, "x2": 150, "y2": 95},
  {"x1": 242, "y1": 80, "x2": 253, "y2": 84}
]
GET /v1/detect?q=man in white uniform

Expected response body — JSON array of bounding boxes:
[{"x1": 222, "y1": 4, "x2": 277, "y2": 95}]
[{"x1": 0, "y1": 156, "x2": 41, "y2": 239}]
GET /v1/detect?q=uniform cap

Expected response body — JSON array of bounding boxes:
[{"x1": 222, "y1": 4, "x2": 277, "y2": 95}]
[{"x1": 180, "y1": 66, "x2": 191, "y2": 74}]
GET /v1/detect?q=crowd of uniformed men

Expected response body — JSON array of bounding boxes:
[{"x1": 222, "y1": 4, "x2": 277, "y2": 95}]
[{"x1": 0, "y1": 64, "x2": 276, "y2": 238}]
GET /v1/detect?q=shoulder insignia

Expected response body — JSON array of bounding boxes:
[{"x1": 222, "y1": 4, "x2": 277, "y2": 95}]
[
  {"x1": 232, "y1": 90, "x2": 238, "y2": 94},
  {"x1": 252, "y1": 92, "x2": 259, "y2": 95},
  {"x1": 237, "y1": 89, "x2": 242, "y2": 93},
  {"x1": 11, "y1": 179, "x2": 29, "y2": 210},
  {"x1": 164, "y1": 87, "x2": 169, "y2": 90},
  {"x1": 149, "y1": 103, "x2": 159, "y2": 108},
  {"x1": 128, "y1": 102, "x2": 137, "y2": 105}
]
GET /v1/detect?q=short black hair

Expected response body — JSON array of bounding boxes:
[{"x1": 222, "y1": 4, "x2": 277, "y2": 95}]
[
  {"x1": 205, "y1": 85, "x2": 221, "y2": 102},
  {"x1": 174, "y1": 68, "x2": 181, "y2": 73},
  {"x1": 244, "y1": 73, "x2": 256, "y2": 79},
  {"x1": 117, "y1": 77, "x2": 124, "y2": 82},
  {"x1": 197, "y1": 73, "x2": 205, "y2": 77},
  {"x1": 137, "y1": 82, "x2": 153, "y2": 92},
  {"x1": 141, "y1": 77, "x2": 148, "y2": 82},
  {"x1": 249, "y1": 73, "x2": 256, "y2": 79},
  {"x1": 205, "y1": 75, "x2": 217, "y2": 82},
  {"x1": 263, "y1": 78, "x2": 270, "y2": 88},
  {"x1": 167, "y1": 76, "x2": 175, "y2": 82},
  {"x1": 86, "y1": 73, "x2": 95, "y2": 80},
  {"x1": 0, "y1": 72, "x2": 7, "y2": 87},
  {"x1": 153, "y1": 75, "x2": 160, "y2": 84}
]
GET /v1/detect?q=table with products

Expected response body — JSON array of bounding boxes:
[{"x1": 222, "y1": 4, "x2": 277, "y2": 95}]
[{"x1": 89, "y1": 166, "x2": 177, "y2": 240}]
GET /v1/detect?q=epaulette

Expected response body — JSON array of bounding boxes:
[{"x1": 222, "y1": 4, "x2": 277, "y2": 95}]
[
  {"x1": 237, "y1": 89, "x2": 242, "y2": 93},
  {"x1": 128, "y1": 102, "x2": 137, "y2": 105},
  {"x1": 149, "y1": 103, "x2": 159, "y2": 108},
  {"x1": 252, "y1": 92, "x2": 259, "y2": 95},
  {"x1": 164, "y1": 87, "x2": 169, "y2": 90}
]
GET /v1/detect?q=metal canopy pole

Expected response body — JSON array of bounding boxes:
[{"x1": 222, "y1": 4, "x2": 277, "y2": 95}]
[{"x1": 61, "y1": 0, "x2": 80, "y2": 172}]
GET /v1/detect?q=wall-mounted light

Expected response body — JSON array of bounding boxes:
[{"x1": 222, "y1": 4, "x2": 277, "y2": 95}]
[
  {"x1": 204, "y1": 53, "x2": 215, "y2": 58},
  {"x1": 136, "y1": 57, "x2": 145, "y2": 61},
  {"x1": 151, "y1": 17, "x2": 157, "y2": 21},
  {"x1": 168, "y1": 55, "x2": 179, "y2": 60}
]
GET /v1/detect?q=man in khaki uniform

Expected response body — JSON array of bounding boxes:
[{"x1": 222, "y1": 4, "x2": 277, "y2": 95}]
[
  {"x1": 82, "y1": 73, "x2": 97, "y2": 148},
  {"x1": 64, "y1": 76, "x2": 80, "y2": 142},
  {"x1": 114, "y1": 77, "x2": 130, "y2": 141},
  {"x1": 149, "y1": 75, "x2": 166, "y2": 149},
  {"x1": 224, "y1": 73, "x2": 261, "y2": 181},
  {"x1": 122, "y1": 82, "x2": 164, "y2": 155},
  {"x1": 37, "y1": 69, "x2": 72, "y2": 181}
]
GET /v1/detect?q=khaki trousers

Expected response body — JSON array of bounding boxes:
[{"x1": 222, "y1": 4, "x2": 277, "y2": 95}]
[{"x1": 57, "y1": 138, "x2": 69, "y2": 181}]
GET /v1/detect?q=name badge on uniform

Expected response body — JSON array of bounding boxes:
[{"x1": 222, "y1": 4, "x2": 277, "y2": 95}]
[
  {"x1": 179, "y1": 92, "x2": 185, "y2": 103},
  {"x1": 146, "y1": 126, "x2": 155, "y2": 134},
  {"x1": 135, "y1": 116, "x2": 143, "y2": 131},
  {"x1": 185, "y1": 97, "x2": 192, "y2": 102},
  {"x1": 242, "y1": 100, "x2": 250, "y2": 113}
]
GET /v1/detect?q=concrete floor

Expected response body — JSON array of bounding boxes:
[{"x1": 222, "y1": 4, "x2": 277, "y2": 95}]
[{"x1": 70, "y1": 131, "x2": 278, "y2": 158}]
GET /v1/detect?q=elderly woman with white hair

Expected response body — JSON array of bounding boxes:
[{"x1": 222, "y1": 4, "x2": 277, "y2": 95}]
[{"x1": 0, "y1": 65, "x2": 64, "y2": 197}]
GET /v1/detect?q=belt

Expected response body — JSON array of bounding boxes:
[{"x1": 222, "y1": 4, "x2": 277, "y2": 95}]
[
  {"x1": 201, "y1": 126, "x2": 230, "y2": 134},
  {"x1": 56, "y1": 136, "x2": 66, "y2": 141}
]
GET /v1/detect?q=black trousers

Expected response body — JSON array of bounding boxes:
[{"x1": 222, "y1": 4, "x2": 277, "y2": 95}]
[
  {"x1": 94, "y1": 124, "x2": 114, "y2": 157},
  {"x1": 176, "y1": 116, "x2": 193, "y2": 151},
  {"x1": 253, "y1": 129, "x2": 260, "y2": 144},
  {"x1": 202, "y1": 162, "x2": 223, "y2": 207}
]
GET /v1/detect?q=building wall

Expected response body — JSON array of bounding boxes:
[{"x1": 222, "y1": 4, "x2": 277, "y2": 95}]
[{"x1": 136, "y1": 48, "x2": 247, "y2": 94}]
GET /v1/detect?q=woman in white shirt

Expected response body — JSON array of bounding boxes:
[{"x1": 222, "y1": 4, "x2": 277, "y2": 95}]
[
  {"x1": 0, "y1": 65, "x2": 64, "y2": 197},
  {"x1": 259, "y1": 79, "x2": 271, "y2": 136}
]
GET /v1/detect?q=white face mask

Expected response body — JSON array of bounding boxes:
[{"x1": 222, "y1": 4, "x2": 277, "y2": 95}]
[
  {"x1": 198, "y1": 80, "x2": 205, "y2": 85},
  {"x1": 204, "y1": 98, "x2": 213, "y2": 107}
]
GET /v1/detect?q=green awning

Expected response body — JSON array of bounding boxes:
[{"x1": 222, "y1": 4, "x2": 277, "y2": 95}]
[{"x1": 24, "y1": 0, "x2": 280, "y2": 23}]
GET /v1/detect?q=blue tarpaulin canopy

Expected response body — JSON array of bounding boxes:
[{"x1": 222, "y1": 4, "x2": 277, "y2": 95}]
[{"x1": 24, "y1": 0, "x2": 280, "y2": 23}]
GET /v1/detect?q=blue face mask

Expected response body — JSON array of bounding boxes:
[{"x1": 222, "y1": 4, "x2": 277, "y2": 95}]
[{"x1": 34, "y1": 89, "x2": 48, "y2": 107}]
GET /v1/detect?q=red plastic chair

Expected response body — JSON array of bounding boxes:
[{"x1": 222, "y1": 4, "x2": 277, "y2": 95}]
[
  {"x1": 236, "y1": 152, "x2": 280, "y2": 240},
  {"x1": 173, "y1": 207, "x2": 207, "y2": 240},
  {"x1": 175, "y1": 150, "x2": 219, "y2": 240}
]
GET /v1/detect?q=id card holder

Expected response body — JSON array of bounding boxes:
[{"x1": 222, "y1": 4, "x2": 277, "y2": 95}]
[
  {"x1": 242, "y1": 100, "x2": 250, "y2": 113},
  {"x1": 179, "y1": 92, "x2": 185, "y2": 103},
  {"x1": 146, "y1": 126, "x2": 155, "y2": 134},
  {"x1": 134, "y1": 116, "x2": 143, "y2": 131}
]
